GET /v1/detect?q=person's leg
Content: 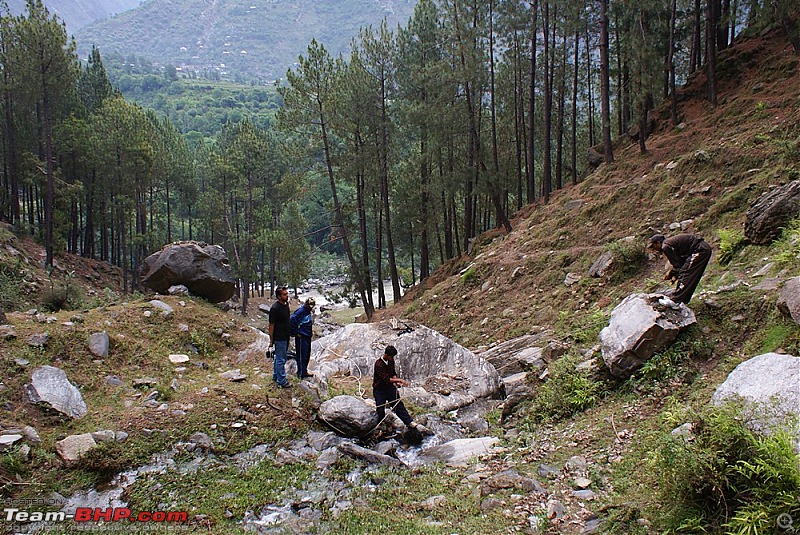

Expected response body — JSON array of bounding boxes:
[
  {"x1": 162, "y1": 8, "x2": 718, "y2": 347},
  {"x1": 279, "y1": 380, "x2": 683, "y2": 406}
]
[
  {"x1": 298, "y1": 336, "x2": 311, "y2": 377},
  {"x1": 295, "y1": 336, "x2": 305, "y2": 378},
  {"x1": 273, "y1": 340, "x2": 289, "y2": 387},
  {"x1": 373, "y1": 388, "x2": 388, "y2": 423},
  {"x1": 384, "y1": 387, "x2": 414, "y2": 427},
  {"x1": 674, "y1": 243, "x2": 712, "y2": 303}
]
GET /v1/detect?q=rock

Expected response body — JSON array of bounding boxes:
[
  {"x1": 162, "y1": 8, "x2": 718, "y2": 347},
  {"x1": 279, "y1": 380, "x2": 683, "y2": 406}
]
[
  {"x1": 336, "y1": 441, "x2": 404, "y2": 467},
  {"x1": 712, "y1": 353, "x2": 800, "y2": 440},
  {"x1": 24, "y1": 366, "x2": 88, "y2": 419},
  {"x1": 481, "y1": 469, "x2": 544, "y2": 495},
  {"x1": 88, "y1": 332, "x2": 109, "y2": 358},
  {"x1": 188, "y1": 432, "x2": 214, "y2": 451},
  {"x1": 15, "y1": 358, "x2": 29, "y2": 366},
  {"x1": 169, "y1": 354, "x2": 190, "y2": 364},
  {"x1": 318, "y1": 396, "x2": 379, "y2": 438},
  {"x1": 0, "y1": 324, "x2": 16, "y2": 340},
  {"x1": 312, "y1": 322, "x2": 502, "y2": 412},
  {"x1": 0, "y1": 434, "x2": 23, "y2": 452},
  {"x1": 56, "y1": 433, "x2": 98, "y2": 466},
  {"x1": 91, "y1": 430, "x2": 116, "y2": 443},
  {"x1": 777, "y1": 277, "x2": 800, "y2": 325},
  {"x1": 564, "y1": 272, "x2": 581, "y2": 286},
  {"x1": 258, "y1": 303, "x2": 270, "y2": 313},
  {"x1": 419, "y1": 495, "x2": 447, "y2": 510},
  {"x1": 478, "y1": 332, "x2": 555, "y2": 377},
  {"x1": 133, "y1": 377, "x2": 158, "y2": 387},
  {"x1": 140, "y1": 241, "x2": 235, "y2": 303},
  {"x1": 572, "y1": 489, "x2": 597, "y2": 500},
  {"x1": 599, "y1": 293, "x2": 696, "y2": 378},
  {"x1": 149, "y1": 300, "x2": 174, "y2": 316},
  {"x1": 564, "y1": 199, "x2": 583, "y2": 210},
  {"x1": 21, "y1": 425, "x2": 40, "y2": 444},
  {"x1": 168, "y1": 284, "x2": 189, "y2": 296},
  {"x1": 115, "y1": 431, "x2": 129, "y2": 443},
  {"x1": 744, "y1": 180, "x2": 800, "y2": 244},
  {"x1": 537, "y1": 464, "x2": 560, "y2": 479},
  {"x1": 219, "y1": 369, "x2": 247, "y2": 382},
  {"x1": 752, "y1": 262, "x2": 774, "y2": 277},
  {"x1": 587, "y1": 251, "x2": 614, "y2": 278},
  {"x1": 417, "y1": 437, "x2": 500, "y2": 467},
  {"x1": 481, "y1": 497, "x2": 503, "y2": 512},
  {"x1": 306, "y1": 430, "x2": 344, "y2": 451},
  {"x1": 587, "y1": 146, "x2": 604, "y2": 167},
  {"x1": 235, "y1": 327, "x2": 271, "y2": 363},
  {"x1": 28, "y1": 332, "x2": 49, "y2": 348},
  {"x1": 105, "y1": 375, "x2": 123, "y2": 387},
  {"x1": 574, "y1": 477, "x2": 592, "y2": 489},
  {"x1": 547, "y1": 500, "x2": 566, "y2": 519}
]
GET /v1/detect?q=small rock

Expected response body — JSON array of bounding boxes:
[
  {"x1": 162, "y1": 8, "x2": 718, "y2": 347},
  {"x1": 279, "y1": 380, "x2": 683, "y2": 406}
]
[
  {"x1": 219, "y1": 369, "x2": 247, "y2": 382},
  {"x1": 572, "y1": 489, "x2": 597, "y2": 500},
  {"x1": 105, "y1": 375, "x2": 123, "y2": 387},
  {"x1": 168, "y1": 285, "x2": 189, "y2": 296},
  {"x1": 15, "y1": 358, "x2": 29, "y2": 367},
  {"x1": 169, "y1": 354, "x2": 190, "y2": 364},
  {"x1": 21, "y1": 426, "x2": 40, "y2": 444},
  {"x1": 0, "y1": 434, "x2": 23, "y2": 452},
  {"x1": 0, "y1": 325, "x2": 17, "y2": 340},
  {"x1": 177, "y1": 323, "x2": 190, "y2": 333},
  {"x1": 546, "y1": 499, "x2": 566, "y2": 519},
  {"x1": 574, "y1": 477, "x2": 592, "y2": 489},
  {"x1": 149, "y1": 300, "x2": 174, "y2": 316},
  {"x1": 91, "y1": 430, "x2": 116, "y2": 443},
  {"x1": 28, "y1": 332, "x2": 49, "y2": 347},
  {"x1": 480, "y1": 497, "x2": 503, "y2": 512},
  {"x1": 170, "y1": 379, "x2": 180, "y2": 392},
  {"x1": 89, "y1": 332, "x2": 110, "y2": 358},
  {"x1": 115, "y1": 431, "x2": 129, "y2": 443},
  {"x1": 134, "y1": 377, "x2": 158, "y2": 387},
  {"x1": 564, "y1": 272, "x2": 581, "y2": 286}
]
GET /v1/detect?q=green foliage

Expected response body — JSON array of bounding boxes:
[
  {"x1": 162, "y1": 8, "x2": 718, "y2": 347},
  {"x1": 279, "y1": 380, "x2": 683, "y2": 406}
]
[
  {"x1": 628, "y1": 331, "x2": 710, "y2": 393},
  {"x1": 717, "y1": 228, "x2": 746, "y2": 265},
  {"x1": 556, "y1": 308, "x2": 608, "y2": 345},
  {"x1": 0, "y1": 262, "x2": 27, "y2": 311},
  {"x1": 607, "y1": 238, "x2": 648, "y2": 283},
  {"x1": 773, "y1": 216, "x2": 800, "y2": 269},
  {"x1": 460, "y1": 265, "x2": 478, "y2": 285},
  {"x1": 523, "y1": 354, "x2": 604, "y2": 424},
  {"x1": 40, "y1": 270, "x2": 83, "y2": 312},
  {"x1": 648, "y1": 404, "x2": 800, "y2": 533}
]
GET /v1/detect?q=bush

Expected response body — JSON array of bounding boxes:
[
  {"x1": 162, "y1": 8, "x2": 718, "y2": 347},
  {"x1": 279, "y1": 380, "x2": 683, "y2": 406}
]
[
  {"x1": 460, "y1": 265, "x2": 478, "y2": 285},
  {"x1": 717, "y1": 228, "x2": 746, "y2": 265},
  {"x1": 524, "y1": 354, "x2": 603, "y2": 424},
  {"x1": 0, "y1": 263, "x2": 26, "y2": 311},
  {"x1": 773, "y1": 216, "x2": 800, "y2": 270},
  {"x1": 649, "y1": 403, "x2": 800, "y2": 533},
  {"x1": 607, "y1": 238, "x2": 647, "y2": 282}
]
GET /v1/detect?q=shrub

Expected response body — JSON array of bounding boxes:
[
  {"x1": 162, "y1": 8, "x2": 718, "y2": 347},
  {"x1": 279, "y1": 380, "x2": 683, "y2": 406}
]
[
  {"x1": 460, "y1": 265, "x2": 478, "y2": 285},
  {"x1": 649, "y1": 403, "x2": 800, "y2": 534},
  {"x1": 525, "y1": 354, "x2": 603, "y2": 424},
  {"x1": 0, "y1": 263, "x2": 25, "y2": 311},
  {"x1": 717, "y1": 228, "x2": 746, "y2": 265},
  {"x1": 607, "y1": 238, "x2": 647, "y2": 283},
  {"x1": 773, "y1": 216, "x2": 800, "y2": 270}
]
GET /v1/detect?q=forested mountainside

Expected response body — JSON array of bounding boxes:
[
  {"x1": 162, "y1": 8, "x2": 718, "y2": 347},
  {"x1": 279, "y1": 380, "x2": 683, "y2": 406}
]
[
  {"x1": 4, "y1": 0, "x2": 142, "y2": 31},
  {"x1": 73, "y1": 0, "x2": 418, "y2": 82}
]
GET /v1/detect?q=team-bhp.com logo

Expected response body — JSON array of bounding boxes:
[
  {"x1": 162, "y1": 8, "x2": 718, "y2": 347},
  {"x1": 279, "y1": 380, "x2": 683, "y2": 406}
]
[{"x1": 5, "y1": 506, "x2": 188, "y2": 524}]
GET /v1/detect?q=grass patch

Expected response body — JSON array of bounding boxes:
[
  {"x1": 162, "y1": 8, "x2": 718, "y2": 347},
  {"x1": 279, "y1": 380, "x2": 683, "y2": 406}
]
[
  {"x1": 717, "y1": 227, "x2": 746, "y2": 265},
  {"x1": 606, "y1": 238, "x2": 648, "y2": 283},
  {"x1": 773, "y1": 216, "x2": 800, "y2": 270},
  {"x1": 646, "y1": 403, "x2": 800, "y2": 533}
]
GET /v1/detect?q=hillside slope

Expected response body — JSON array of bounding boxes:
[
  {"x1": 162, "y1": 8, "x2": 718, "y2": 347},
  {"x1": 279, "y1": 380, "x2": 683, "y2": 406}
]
[
  {"x1": 73, "y1": 0, "x2": 417, "y2": 81},
  {"x1": 390, "y1": 28, "x2": 800, "y2": 349}
]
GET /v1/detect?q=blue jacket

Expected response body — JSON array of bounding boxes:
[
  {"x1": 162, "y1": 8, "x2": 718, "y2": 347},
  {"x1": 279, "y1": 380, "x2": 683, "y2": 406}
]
[{"x1": 290, "y1": 306, "x2": 313, "y2": 338}]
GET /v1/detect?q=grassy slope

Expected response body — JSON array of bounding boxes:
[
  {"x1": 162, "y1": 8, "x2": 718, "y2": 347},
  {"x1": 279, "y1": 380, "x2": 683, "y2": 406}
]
[{"x1": 0, "y1": 28, "x2": 799, "y2": 535}]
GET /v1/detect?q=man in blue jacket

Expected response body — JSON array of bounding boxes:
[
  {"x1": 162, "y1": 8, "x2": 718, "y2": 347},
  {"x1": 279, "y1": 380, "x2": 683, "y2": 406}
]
[{"x1": 290, "y1": 297, "x2": 315, "y2": 379}]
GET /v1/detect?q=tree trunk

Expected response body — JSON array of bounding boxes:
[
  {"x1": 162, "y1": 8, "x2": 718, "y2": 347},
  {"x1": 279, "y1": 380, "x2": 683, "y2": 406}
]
[
  {"x1": 571, "y1": 27, "x2": 579, "y2": 186},
  {"x1": 707, "y1": 0, "x2": 719, "y2": 106},
  {"x1": 541, "y1": 0, "x2": 552, "y2": 201},
  {"x1": 599, "y1": 0, "x2": 614, "y2": 163},
  {"x1": 527, "y1": 0, "x2": 539, "y2": 203}
]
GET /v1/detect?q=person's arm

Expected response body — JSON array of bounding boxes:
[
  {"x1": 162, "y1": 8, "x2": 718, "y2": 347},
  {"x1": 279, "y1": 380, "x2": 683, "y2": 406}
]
[
  {"x1": 390, "y1": 376, "x2": 409, "y2": 387},
  {"x1": 661, "y1": 243, "x2": 682, "y2": 280}
]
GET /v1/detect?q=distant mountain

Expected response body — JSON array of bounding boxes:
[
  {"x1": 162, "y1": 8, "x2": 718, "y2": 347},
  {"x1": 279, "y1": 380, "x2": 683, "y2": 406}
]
[
  {"x1": 5, "y1": 0, "x2": 144, "y2": 32},
  {"x1": 73, "y1": 0, "x2": 418, "y2": 82}
]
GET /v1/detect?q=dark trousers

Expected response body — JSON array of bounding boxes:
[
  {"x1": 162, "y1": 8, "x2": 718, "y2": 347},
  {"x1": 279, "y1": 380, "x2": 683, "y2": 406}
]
[
  {"x1": 373, "y1": 387, "x2": 413, "y2": 427},
  {"x1": 673, "y1": 241, "x2": 712, "y2": 303},
  {"x1": 295, "y1": 335, "x2": 311, "y2": 377}
]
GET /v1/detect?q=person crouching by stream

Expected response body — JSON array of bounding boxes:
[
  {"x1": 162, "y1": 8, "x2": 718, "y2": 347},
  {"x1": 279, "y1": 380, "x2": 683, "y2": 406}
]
[{"x1": 372, "y1": 345, "x2": 423, "y2": 445}]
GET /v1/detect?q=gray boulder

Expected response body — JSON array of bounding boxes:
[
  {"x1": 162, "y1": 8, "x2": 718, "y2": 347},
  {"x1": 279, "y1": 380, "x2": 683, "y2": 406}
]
[
  {"x1": 318, "y1": 395, "x2": 379, "y2": 438},
  {"x1": 56, "y1": 433, "x2": 98, "y2": 466},
  {"x1": 599, "y1": 293, "x2": 696, "y2": 378},
  {"x1": 312, "y1": 321, "x2": 502, "y2": 412},
  {"x1": 88, "y1": 331, "x2": 109, "y2": 358},
  {"x1": 140, "y1": 241, "x2": 234, "y2": 303},
  {"x1": 777, "y1": 277, "x2": 800, "y2": 325},
  {"x1": 588, "y1": 251, "x2": 614, "y2": 278},
  {"x1": 417, "y1": 437, "x2": 500, "y2": 466},
  {"x1": 337, "y1": 441, "x2": 404, "y2": 467},
  {"x1": 744, "y1": 180, "x2": 800, "y2": 244},
  {"x1": 24, "y1": 366, "x2": 87, "y2": 419},
  {"x1": 712, "y1": 353, "x2": 800, "y2": 440}
]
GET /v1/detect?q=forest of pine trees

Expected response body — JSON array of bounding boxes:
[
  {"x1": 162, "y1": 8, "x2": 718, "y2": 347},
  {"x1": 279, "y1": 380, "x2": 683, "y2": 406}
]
[{"x1": 1, "y1": 0, "x2": 798, "y2": 315}]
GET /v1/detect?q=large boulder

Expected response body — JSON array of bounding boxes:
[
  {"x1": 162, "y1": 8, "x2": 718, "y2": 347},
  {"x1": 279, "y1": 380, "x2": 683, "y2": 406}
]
[
  {"x1": 311, "y1": 322, "x2": 502, "y2": 412},
  {"x1": 24, "y1": 366, "x2": 87, "y2": 419},
  {"x1": 318, "y1": 395, "x2": 379, "y2": 438},
  {"x1": 477, "y1": 332, "x2": 568, "y2": 378},
  {"x1": 139, "y1": 241, "x2": 235, "y2": 303},
  {"x1": 417, "y1": 437, "x2": 500, "y2": 467},
  {"x1": 599, "y1": 293, "x2": 696, "y2": 378},
  {"x1": 712, "y1": 353, "x2": 800, "y2": 443},
  {"x1": 744, "y1": 180, "x2": 800, "y2": 245},
  {"x1": 777, "y1": 277, "x2": 800, "y2": 325}
]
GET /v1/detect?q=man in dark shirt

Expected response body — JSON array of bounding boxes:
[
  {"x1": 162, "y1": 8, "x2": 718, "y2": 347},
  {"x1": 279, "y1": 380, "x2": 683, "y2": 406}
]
[
  {"x1": 268, "y1": 286, "x2": 291, "y2": 388},
  {"x1": 373, "y1": 345, "x2": 419, "y2": 441},
  {"x1": 648, "y1": 233, "x2": 712, "y2": 304}
]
